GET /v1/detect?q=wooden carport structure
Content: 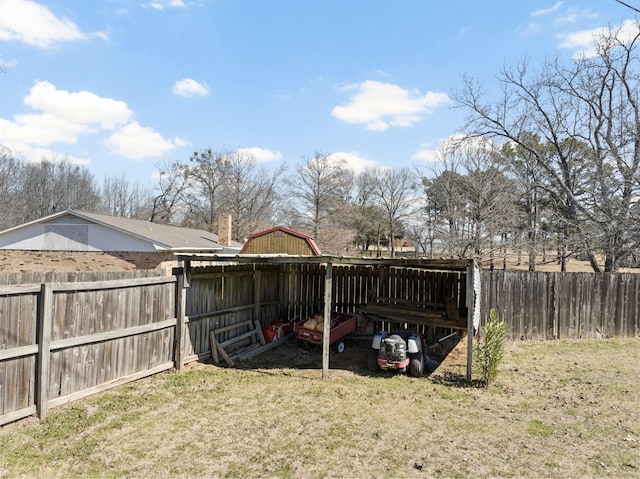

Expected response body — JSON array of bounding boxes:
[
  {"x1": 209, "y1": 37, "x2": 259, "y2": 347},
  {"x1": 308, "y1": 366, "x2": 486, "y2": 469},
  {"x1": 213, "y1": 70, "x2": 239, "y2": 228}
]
[{"x1": 176, "y1": 254, "x2": 481, "y2": 380}]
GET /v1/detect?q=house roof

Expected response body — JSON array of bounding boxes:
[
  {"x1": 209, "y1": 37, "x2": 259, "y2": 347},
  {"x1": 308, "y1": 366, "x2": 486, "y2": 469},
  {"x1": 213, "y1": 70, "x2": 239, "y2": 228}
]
[
  {"x1": 240, "y1": 225, "x2": 322, "y2": 255},
  {"x1": 0, "y1": 210, "x2": 243, "y2": 252}
]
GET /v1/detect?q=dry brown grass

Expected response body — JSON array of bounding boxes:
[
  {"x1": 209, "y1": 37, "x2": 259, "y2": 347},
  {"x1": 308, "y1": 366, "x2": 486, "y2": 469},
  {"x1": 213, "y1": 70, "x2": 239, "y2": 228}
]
[{"x1": 0, "y1": 338, "x2": 638, "y2": 478}]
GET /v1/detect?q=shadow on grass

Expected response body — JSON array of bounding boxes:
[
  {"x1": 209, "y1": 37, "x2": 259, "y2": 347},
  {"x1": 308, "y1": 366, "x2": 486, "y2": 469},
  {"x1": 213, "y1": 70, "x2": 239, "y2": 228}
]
[{"x1": 429, "y1": 371, "x2": 484, "y2": 388}]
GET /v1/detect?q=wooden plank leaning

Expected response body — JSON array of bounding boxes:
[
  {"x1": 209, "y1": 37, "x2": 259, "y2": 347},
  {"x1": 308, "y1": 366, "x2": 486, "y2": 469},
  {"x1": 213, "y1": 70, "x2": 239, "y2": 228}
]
[{"x1": 209, "y1": 318, "x2": 266, "y2": 367}]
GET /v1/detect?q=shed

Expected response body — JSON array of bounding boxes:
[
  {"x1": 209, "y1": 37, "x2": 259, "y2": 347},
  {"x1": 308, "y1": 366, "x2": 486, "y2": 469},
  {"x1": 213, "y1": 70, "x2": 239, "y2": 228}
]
[
  {"x1": 240, "y1": 226, "x2": 322, "y2": 255},
  {"x1": 176, "y1": 253, "x2": 481, "y2": 381}
]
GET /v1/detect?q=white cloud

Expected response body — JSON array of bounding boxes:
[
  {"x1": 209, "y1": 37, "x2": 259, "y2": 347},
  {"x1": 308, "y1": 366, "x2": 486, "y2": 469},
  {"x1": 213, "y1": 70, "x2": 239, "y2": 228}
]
[
  {"x1": 531, "y1": 1, "x2": 563, "y2": 17},
  {"x1": 0, "y1": 80, "x2": 183, "y2": 162},
  {"x1": 104, "y1": 122, "x2": 186, "y2": 159},
  {"x1": 327, "y1": 152, "x2": 379, "y2": 175},
  {"x1": 0, "y1": 143, "x2": 90, "y2": 166},
  {"x1": 0, "y1": 0, "x2": 86, "y2": 48},
  {"x1": 0, "y1": 54, "x2": 17, "y2": 70},
  {"x1": 0, "y1": 81, "x2": 132, "y2": 153},
  {"x1": 518, "y1": 22, "x2": 542, "y2": 38},
  {"x1": 557, "y1": 19, "x2": 640, "y2": 58},
  {"x1": 331, "y1": 80, "x2": 450, "y2": 131},
  {"x1": 25, "y1": 80, "x2": 132, "y2": 129},
  {"x1": 146, "y1": 0, "x2": 186, "y2": 11},
  {"x1": 236, "y1": 147, "x2": 283, "y2": 163},
  {"x1": 411, "y1": 143, "x2": 439, "y2": 163},
  {"x1": 411, "y1": 134, "x2": 472, "y2": 164},
  {"x1": 553, "y1": 8, "x2": 598, "y2": 25},
  {"x1": 413, "y1": 135, "x2": 503, "y2": 169},
  {"x1": 172, "y1": 78, "x2": 210, "y2": 97}
]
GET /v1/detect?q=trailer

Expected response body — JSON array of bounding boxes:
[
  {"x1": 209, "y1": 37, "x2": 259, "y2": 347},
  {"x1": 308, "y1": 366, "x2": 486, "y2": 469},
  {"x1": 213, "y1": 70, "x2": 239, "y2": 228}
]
[{"x1": 294, "y1": 312, "x2": 357, "y2": 353}]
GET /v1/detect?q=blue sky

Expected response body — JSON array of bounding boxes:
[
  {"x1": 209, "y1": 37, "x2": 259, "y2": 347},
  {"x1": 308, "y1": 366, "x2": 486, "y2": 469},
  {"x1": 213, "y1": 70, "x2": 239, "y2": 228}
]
[{"x1": 0, "y1": 0, "x2": 637, "y2": 185}]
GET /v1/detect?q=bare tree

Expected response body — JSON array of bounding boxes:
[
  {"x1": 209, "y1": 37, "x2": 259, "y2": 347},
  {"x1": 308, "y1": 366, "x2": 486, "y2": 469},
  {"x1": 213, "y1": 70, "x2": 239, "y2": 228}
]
[
  {"x1": 499, "y1": 137, "x2": 548, "y2": 271},
  {"x1": 285, "y1": 152, "x2": 353, "y2": 248},
  {"x1": 99, "y1": 174, "x2": 153, "y2": 219},
  {"x1": 421, "y1": 160, "x2": 468, "y2": 258},
  {"x1": 219, "y1": 150, "x2": 285, "y2": 242},
  {"x1": 455, "y1": 21, "x2": 640, "y2": 271},
  {"x1": 19, "y1": 156, "x2": 99, "y2": 221},
  {"x1": 350, "y1": 172, "x2": 388, "y2": 255},
  {"x1": 0, "y1": 149, "x2": 22, "y2": 229},
  {"x1": 183, "y1": 149, "x2": 230, "y2": 232},
  {"x1": 367, "y1": 167, "x2": 416, "y2": 258},
  {"x1": 456, "y1": 141, "x2": 519, "y2": 267},
  {"x1": 150, "y1": 160, "x2": 190, "y2": 224}
]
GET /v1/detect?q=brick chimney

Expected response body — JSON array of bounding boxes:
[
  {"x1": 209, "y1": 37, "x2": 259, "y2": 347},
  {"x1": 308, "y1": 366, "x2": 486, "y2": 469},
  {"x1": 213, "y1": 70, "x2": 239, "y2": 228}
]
[{"x1": 218, "y1": 214, "x2": 232, "y2": 246}]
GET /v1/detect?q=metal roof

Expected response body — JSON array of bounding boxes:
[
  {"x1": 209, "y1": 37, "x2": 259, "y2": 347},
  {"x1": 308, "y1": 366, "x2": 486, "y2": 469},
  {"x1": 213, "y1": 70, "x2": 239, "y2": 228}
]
[{"x1": 175, "y1": 252, "x2": 472, "y2": 270}]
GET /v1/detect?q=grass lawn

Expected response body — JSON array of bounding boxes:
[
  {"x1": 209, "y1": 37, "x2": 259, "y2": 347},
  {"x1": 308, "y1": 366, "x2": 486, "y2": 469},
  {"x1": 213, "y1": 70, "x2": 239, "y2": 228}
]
[{"x1": 0, "y1": 338, "x2": 638, "y2": 478}]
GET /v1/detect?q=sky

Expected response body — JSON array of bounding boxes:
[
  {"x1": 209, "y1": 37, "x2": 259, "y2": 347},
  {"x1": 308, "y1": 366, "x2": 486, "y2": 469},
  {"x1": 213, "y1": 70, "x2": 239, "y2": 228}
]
[{"x1": 0, "y1": 0, "x2": 638, "y2": 186}]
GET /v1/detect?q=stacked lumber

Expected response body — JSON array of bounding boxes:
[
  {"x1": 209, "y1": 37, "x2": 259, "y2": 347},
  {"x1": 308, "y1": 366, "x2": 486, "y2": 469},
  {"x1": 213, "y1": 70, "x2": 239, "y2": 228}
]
[{"x1": 360, "y1": 296, "x2": 466, "y2": 330}]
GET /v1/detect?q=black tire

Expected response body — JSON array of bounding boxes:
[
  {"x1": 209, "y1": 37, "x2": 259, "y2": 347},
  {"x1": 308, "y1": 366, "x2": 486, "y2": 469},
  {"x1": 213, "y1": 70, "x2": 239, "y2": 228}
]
[
  {"x1": 335, "y1": 341, "x2": 346, "y2": 353},
  {"x1": 368, "y1": 348, "x2": 380, "y2": 372},
  {"x1": 408, "y1": 354, "x2": 423, "y2": 377}
]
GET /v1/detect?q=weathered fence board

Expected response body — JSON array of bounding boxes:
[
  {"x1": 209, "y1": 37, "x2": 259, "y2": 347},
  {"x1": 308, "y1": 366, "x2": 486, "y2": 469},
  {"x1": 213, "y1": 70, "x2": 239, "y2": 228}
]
[
  {"x1": 481, "y1": 271, "x2": 640, "y2": 340},
  {"x1": 0, "y1": 272, "x2": 177, "y2": 426}
]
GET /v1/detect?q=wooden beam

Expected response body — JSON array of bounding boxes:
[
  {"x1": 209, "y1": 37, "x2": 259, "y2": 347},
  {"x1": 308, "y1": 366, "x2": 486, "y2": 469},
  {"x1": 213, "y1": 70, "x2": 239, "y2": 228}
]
[
  {"x1": 210, "y1": 319, "x2": 254, "y2": 336},
  {"x1": 322, "y1": 262, "x2": 333, "y2": 379},
  {"x1": 217, "y1": 329, "x2": 260, "y2": 349},
  {"x1": 253, "y1": 270, "x2": 262, "y2": 326},
  {"x1": 174, "y1": 269, "x2": 187, "y2": 371},
  {"x1": 215, "y1": 339, "x2": 234, "y2": 367},
  {"x1": 50, "y1": 318, "x2": 176, "y2": 350},
  {"x1": 466, "y1": 260, "x2": 475, "y2": 382},
  {"x1": 37, "y1": 283, "x2": 53, "y2": 419},
  {"x1": 0, "y1": 345, "x2": 38, "y2": 361},
  {"x1": 232, "y1": 333, "x2": 292, "y2": 362},
  {"x1": 175, "y1": 253, "x2": 471, "y2": 271},
  {"x1": 210, "y1": 319, "x2": 266, "y2": 365},
  {"x1": 254, "y1": 319, "x2": 266, "y2": 345}
]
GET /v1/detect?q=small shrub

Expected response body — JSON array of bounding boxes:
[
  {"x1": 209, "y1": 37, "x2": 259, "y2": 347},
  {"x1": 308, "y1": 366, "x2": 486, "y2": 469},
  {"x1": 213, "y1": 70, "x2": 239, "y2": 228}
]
[{"x1": 474, "y1": 309, "x2": 507, "y2": 387}]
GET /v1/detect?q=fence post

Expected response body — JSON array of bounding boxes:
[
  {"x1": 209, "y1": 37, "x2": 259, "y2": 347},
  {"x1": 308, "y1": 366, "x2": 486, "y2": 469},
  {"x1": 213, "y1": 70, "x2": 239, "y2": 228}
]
[
  {"x1": 552, "y1": 273, "x2": 559, "y2": 339},
  {"x1": 466, "y1": 260, "x2": 476, "y2": 382},
  {"x1": 174, "y1": 267, "x2": 187, "y2": 371},
  {"x1": 322, "y1": 262, "x2": 333, "y2": 379},
  {"x1": 37, "y1": 283, "x2": 53, "y2": 419}
]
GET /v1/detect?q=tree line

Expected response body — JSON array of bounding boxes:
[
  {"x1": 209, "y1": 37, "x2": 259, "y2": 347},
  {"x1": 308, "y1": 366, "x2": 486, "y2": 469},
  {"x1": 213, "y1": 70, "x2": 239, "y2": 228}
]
[{"x1": 0, "y1": 23, "x2": 638, "y2": 272}]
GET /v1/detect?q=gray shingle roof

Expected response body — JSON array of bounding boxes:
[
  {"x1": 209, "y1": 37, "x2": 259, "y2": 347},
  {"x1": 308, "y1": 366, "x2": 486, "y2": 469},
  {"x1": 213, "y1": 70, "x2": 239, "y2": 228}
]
[
  {"x1": 0, "y1": 210, "x2": 243, "y2": 251},
  {"x1": 72, "y1": 210, "x2": 243, "y2": 250}
]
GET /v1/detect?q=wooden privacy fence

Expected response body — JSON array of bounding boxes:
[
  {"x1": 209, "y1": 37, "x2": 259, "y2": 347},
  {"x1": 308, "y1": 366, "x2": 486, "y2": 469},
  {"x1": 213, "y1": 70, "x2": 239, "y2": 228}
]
[
  {"x1": 481, "y1": 271, "x2": 640, "y2": 340},
  {"x1": 0, "y1": 273, "x2": 178, "y2": 426}
]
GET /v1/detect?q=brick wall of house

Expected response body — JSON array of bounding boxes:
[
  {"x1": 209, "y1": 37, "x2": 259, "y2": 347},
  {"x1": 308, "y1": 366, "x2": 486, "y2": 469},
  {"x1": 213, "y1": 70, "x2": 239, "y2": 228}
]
[{"x1": 0, "y1": 250, "x2": 178, "y2": 274}]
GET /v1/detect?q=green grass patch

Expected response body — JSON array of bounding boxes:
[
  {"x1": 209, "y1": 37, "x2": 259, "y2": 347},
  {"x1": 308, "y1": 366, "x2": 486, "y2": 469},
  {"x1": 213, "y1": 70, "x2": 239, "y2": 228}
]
[{"x1": 526, "y1": 419, "x2": 554, "y2": 436}]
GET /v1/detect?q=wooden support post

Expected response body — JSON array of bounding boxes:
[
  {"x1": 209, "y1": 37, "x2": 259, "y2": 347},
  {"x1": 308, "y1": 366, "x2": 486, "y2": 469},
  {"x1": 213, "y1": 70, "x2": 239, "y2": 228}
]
[
  {"x1": 254, "y1": 319, "x2": 266, "y2": 345},
  {"x1": 253, "y1": 270, "x2": 262, "y2": 342},
  {"x1": 175, "y1": 267, "x2": 187, "y2": 371},
  {"x1": 322, "y1": 262, "x2": 333, "y2": 379},
  {"x1": 37, "y1": 283, "x2": 53, "y2": 419},
  {"x1": 466, "y1": 260, "x2": 476, "y2": 382}
]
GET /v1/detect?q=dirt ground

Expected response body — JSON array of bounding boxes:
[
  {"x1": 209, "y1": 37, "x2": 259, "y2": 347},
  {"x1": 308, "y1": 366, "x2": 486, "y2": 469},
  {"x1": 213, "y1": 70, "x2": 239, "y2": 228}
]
[{"x1": 209, "y1": 331, "x2": 465, "y2": 379}]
